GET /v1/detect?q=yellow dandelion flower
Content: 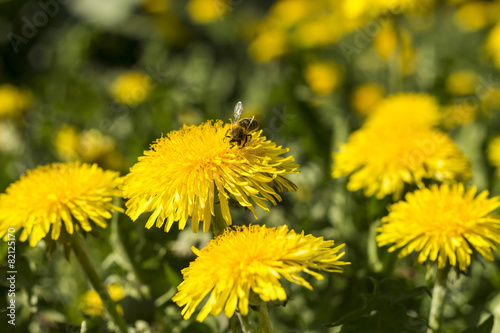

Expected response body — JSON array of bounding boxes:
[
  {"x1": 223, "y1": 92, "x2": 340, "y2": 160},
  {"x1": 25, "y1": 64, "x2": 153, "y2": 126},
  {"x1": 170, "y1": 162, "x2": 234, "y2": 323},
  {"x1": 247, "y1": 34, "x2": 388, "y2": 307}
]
[
  {"x1": 292, "y1": 18, "x2": 337, "y2": 49},
  {"x1": 373, "y1": 0, "x2": 435, "y2": 13},
  {"x1": 123, "y1": 120, "x2": 298, "y2": 233},
  {"x1": 249, "y1": 28, "x2": 288, "y2": 63},
  {"x1": 350, "y1": 83, "x2": 385, "y2": 116},
  {"x1": 0, "y1": 84, "x2": 31, "y2": 118},
  {"x1": 454, "y1": 2, "x2": 489, "y2": 31},
  {"x1": 172, "y1": 224, "x2": 349, "y2": 322},
  {"x1": 332, "y1": 126, "x2": 472, "y2": 199},
  {"x1": 187, "y1": 0, "x2": 229, "y2": 24},
  {"x1": 377, "y1": 184, "x2": 500, "y2": 270},
  {"x1": 81, "y1": 284, "x2": 125, "y2": 316},
  {"x1": 303, "y1": 61, "x2": 343, "y2": 96},
  {"x1": 374, "y1": 23, "x2": 397, "y2": 60},
  {"x1": 55, "y1": 126, "x2": 124, "y2": 170},
  {"x1": 366, "y1": 93, "x2": 441, "y2": 129},
  {"x1": 481, "y1": 86, "x2": 500, "y2": 111},
  {"x1": 54, "y1": 125, "x2": 80, "y2": 161},
  {"x1": 441, "y1": 103, "x2": 477, "y2": 128},
  {"x1": 488, "y1": 136, "x2": 500, "y2": 177},
  {"x1": 486, "y1": 22, "x2": 500, "y2": 69},
  {"x1": 111, "y1": 71, "x2": 153, "y2": 106},
  {"x1": 445, "y1": 71, "x2": 478, "y2": 96},
  {"x1": 269, "y1": 0, "x2": 317, "y2": 28},
  {"x1": 0, "y1": 162, "x2": 123, "y2": 246}
]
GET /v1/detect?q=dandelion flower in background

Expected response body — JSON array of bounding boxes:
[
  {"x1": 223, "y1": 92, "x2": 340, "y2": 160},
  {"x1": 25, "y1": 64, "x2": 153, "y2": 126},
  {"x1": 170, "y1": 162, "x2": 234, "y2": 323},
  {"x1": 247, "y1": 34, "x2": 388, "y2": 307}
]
[
  {"x1": 377, "y1": 184, "x2": 500, "y2": 270},
  {"x1": 332, "y1": 126, "x2": 471, "y2": 199},
  {"x1": 366, "y1": 93, "x2": 441, "y2": 129},
  {"x1": 54, "y1": 125, "x2": 124, "y2": 170},
  {"x1": 187, "y1": 0, "x2": 229, "y2": 24},
  {"x1": 172, "y1": 224, "x2": 349, "y2": 322},
  {"x1": 0, "y1": 84, "x2": 31, "y2": 118},
  {"x1": 303, "y1": 61, "x2": 343, "y2": 96},
  {"x1": 488, "y1": 136, "x2": 500, "y2": 177},
  {"x1": 374, "y1": 23, "x2": 397, "y2": 60},
  {"x1": 486, "y1": 22, "x2": 500, "y2": 69},
  {"x1": 0, "y1": 162, "x2": 123, "y2": 246},
  {"x1": 441, "y1": 103, "x2": 477, "y2": 129},
  {"x1": 81, "y1": 284, "x2": 125, "y2": 316},
  {"x1": 123, "y1": 120, "x2": 298, "y2": 233},
  {"x1": 350, "y1": 83, "x2": 385, "y2": 116},
  {"x1": 445, "y1": 71, "x2": 478, "y2": 96},
  {"x1": 454, "y1": 2, "x2": 489, "y2": 31},
  {"x1": 111, "y1": 71, "x2": 153, "y2": 106}
]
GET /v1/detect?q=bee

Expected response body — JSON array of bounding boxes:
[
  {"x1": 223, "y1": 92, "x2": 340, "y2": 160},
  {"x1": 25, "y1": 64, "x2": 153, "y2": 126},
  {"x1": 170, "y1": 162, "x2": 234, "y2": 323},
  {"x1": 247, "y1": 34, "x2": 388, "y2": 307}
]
[{"x1": 225, "y1": 101, "x2": 259, "y2": 148}]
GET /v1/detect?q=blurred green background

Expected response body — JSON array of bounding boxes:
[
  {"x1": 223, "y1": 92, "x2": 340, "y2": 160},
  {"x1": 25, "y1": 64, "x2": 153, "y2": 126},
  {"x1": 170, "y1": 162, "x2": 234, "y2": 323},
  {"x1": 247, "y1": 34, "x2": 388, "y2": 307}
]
[{"x1": 2, "y1": 0, "x2": 500, "y2": 332}]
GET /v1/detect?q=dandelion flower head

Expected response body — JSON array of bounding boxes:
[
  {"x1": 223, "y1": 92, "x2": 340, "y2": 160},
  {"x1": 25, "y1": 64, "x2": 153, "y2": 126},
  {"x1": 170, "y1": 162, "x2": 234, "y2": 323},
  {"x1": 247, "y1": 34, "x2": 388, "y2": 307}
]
[
  {"x1": 486, "y1": 23, "x2": 500, "y2": 69},
  {"x1": 333, "y1": 126, "x2": 471, "y2": 199},
  {"x1": 0, "y1": 84, "x2": 31, "y2": 118},
  {"x1": 303, "y1": 61, "x2": 344, "y2": 96},
  {"x1": 111, "y1": 71, "x2": 152, "y2": 106},
  {"x1": 377, "y1": 184, "x2": 500, "y2": 270},
  {"x1": 172, "y1": 224, "x2": 349, "y2": 322},
  {"x1": 0, "y1": 162, "x2": 123, "y2": 246},
  {"x1": 123, "y1": 120, "x2": 299, "y2": 233},
  {"x1": 81, "y1": 284, "x2": 125, "y2": 316},
  {"x1": 350, "y1": 83, "x2": 385, "y2": 116},
  {"x1": 488, "y1": 135, "x2": 500, "y2": 177},
  {"x1": 187, "y1": 0, "x2": 229, "y2": 24},
  {"x1": 365, "y1": 93, "x2": 442, "y2": 129}
]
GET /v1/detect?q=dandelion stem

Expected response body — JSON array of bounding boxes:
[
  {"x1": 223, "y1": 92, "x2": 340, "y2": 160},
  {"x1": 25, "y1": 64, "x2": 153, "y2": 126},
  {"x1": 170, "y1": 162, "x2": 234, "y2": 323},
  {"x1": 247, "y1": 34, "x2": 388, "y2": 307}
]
[
  {"x1": 212, "y1": 202, "x2": 228, "y2": 237},
  {"x1": 427, "y1": 265, "x2": 451, "y2": 333},
  {"x1": 71, "y1": 232, "x2": 128, "y2": 333},
  {"x1": 235, "y1": 310, "x2": 252, "y2": 333},
  {"x1": 257, "y1": 303, "x2": 273, "y2": 333}
]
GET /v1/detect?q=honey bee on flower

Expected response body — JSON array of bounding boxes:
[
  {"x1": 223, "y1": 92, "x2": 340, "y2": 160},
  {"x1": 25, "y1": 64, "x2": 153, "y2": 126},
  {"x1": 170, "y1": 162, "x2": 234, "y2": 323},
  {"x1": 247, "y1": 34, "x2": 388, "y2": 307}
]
[{"x1": 225, "y1": 101, "x2": 259, "y2": 148}]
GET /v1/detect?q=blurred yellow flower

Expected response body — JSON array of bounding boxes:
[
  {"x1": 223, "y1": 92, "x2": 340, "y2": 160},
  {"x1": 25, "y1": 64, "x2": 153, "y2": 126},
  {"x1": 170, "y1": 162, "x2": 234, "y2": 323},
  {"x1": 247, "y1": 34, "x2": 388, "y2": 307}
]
[
  {"x1": 333, "y1": 126, "x2": 472, "y2": 199},
  {"x1": 374, "y1": 23, "x2": 397, "y2": 60},
  {"x1": 488, "y1": 135, "x2": 500, "y2": 177},
  {"x1": 377, "y1": 184, "x2": 500, "y2": 270},
  {"x1": 441, "y1": 103, "x2": 477, "y2": 128},
  {"x1": 81, "y1": 284, "x2": 125, "y2": 316},
  {"x1": 366, "y1": 93, "x2": 441, "y2": 129},
  {"x1": 143, "y1": 0, "x2": 169, "y2": 13},
  {"x1": 0, "y1": 162, "x2": 123, "y2": 246},
  {"x1": 303, "y1": 61, "x2": 343, "y2": 96},
  {"x1": 486, "y1": 22, "x2": 500, "y2": 69},
  {"x1": 111, "y1": 71, "x2": 153, "y2": 106},
  {"x1": 293, "y1": 18, "x2": 336, "y2": 49},
  {"x1": 123, "y1": 120, "x2": 298, "y2": 233},
  {"x1": 187, "y1": 0, "x2": 228, "y2": 24},
  {"x1": 249, "y1": 28, "x2": 288, "y2": 62},
  {"x1": 350, "y1": 83, "x2": 385, "y2": 116},
  {"x1": 400, "y1": 29, "x2": 416, "y2": 75},
  {"x1": 54, "y1": 125, "x2": 124, "y2": 170},
  {"x1": 481, "y1": 87, "x2": 500, "y2": 110},
  {"x1": 172, "y1": 224, "x2": 349, "y2": 322},
  {"x1": 445, "y1": 71, "x2": 478, "y2": 96},
  {"x1": 269, "y1": 0, "x2": 316, "y2": 28},
  {"x1": 454, "y1": 2, "x2": 489, "y2": 31},
  {"x1": 0, "y1": 84, "x2": 31, "y2": 118}
]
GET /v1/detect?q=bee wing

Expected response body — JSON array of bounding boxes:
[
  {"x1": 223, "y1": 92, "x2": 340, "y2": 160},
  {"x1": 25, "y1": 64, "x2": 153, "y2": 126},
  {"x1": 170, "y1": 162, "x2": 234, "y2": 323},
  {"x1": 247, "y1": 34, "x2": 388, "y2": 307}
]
[{"x1": 233, "y1": 101, "x2": 244, "y2": 123}]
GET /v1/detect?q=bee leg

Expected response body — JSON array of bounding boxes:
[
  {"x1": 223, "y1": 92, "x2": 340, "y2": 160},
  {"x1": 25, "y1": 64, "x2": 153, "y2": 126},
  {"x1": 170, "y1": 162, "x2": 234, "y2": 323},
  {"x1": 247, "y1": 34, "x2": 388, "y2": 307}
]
[{"x1": 241, "y1": 134, "x2": 252, "y2": 147}]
